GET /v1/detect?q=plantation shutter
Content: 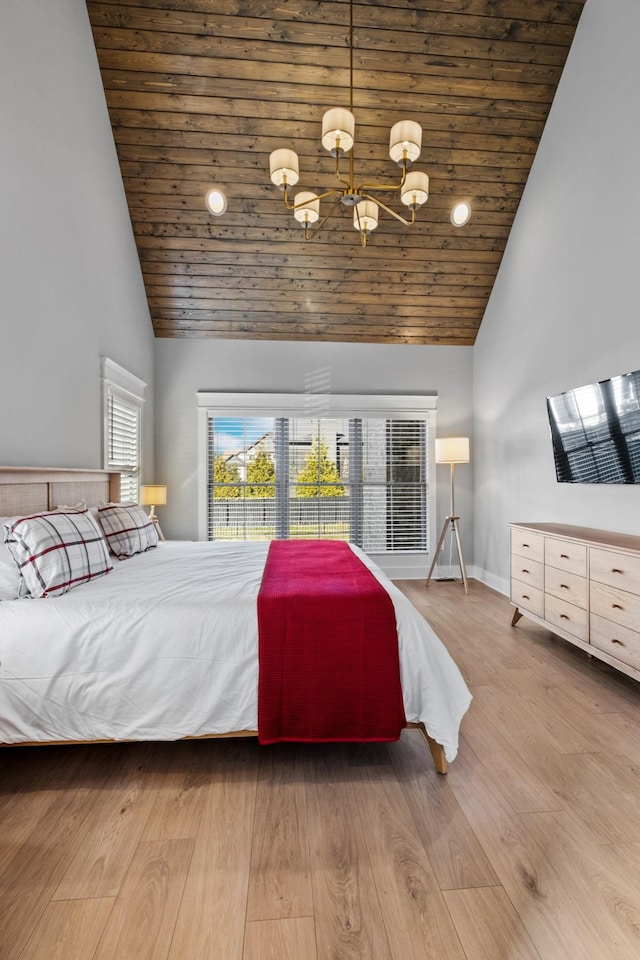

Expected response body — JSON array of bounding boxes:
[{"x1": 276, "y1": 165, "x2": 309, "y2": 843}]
[
  {"x1": 106, "y1": 391, "x2": 140, "y2": 502},
  {"x1": 102, "y1": 358, "x2": 145, "y2": 504}
]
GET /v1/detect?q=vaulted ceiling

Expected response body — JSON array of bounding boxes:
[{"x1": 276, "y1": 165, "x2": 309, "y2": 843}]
[{"x1": 87, "y1": 0, "x2": 586, "y2": 345}]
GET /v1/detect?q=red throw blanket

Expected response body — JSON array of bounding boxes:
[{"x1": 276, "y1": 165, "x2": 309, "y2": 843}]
[{"x1": 257, "y1": 540, "x2": 406, "y2": 744}]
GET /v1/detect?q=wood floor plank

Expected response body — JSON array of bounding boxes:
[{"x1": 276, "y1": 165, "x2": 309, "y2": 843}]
[
  {"x1": 483, "y1": 666, "x2": 598, "y2": 754},
  {"x1": 246, "y1": 744, "x2": 313, "y2": 922},
  {"x1": 350, "y1": 747, "x2": 466, "y2": 960},
  {"x1": 390, "y1": 729, "x2": 499, "y2": 891},
  {"x1": 92, "y1": 838, "x2": 194, "y2": 960},
  {"x1": 141, "y1": 740, "x2": 213, "y2": 842},
  {"x1": 0, "y1": 749, "x2": 128, "y2": 960},
  {"x1": 243, "y1": 917, "x2": 317, "y2": 960},
  {"x1": 0, "y1": 746, "x2": 91, "y2": 875},
  {"x1": 53, "y1": 744, "x2": 158, "y2": 899},
  {"x1": 16, "y1": 897, "x2": 115, "y2": 960},
  {"x1": 448, "y1": 737, "x2": 632, "y2": 960},
  {"x1": 520, "y1": 810, "x2": 640, "y2": 959},
  {"x1": 167, "y1": 740, "x2": 259, "y2": 960},
  {"x1": 304, "y1": 744, "x2": 393, "y2": 960},
  {"x1": 460, "y1": 689, "x2": 562, "y2": 814},
  {"x1": 443, "y1": 885, "x2": 542, "y2": 960}
]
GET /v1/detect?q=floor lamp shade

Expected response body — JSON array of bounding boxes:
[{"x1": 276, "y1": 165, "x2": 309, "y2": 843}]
[{"x1": 435, "y1": 437, "x2": 470, "y2": 464}]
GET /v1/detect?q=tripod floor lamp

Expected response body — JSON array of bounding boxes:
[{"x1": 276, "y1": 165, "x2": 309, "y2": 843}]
[{"x1": 426, "y1": 437, "x2": 470, "y2": 594}]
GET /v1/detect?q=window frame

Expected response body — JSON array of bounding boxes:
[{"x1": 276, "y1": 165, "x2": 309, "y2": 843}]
[{"x1": 197, "y1": 392, "x2": 437, "y2": 579}]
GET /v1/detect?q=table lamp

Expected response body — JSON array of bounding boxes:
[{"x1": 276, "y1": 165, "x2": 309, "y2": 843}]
[{"x1": 140, "y1": 484, "x2": 167, "y2": 541}]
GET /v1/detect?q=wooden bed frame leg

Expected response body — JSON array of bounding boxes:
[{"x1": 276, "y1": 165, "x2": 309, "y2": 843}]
[{"x1": 414, "y1": 723, "x2": 448, "y2": 775}]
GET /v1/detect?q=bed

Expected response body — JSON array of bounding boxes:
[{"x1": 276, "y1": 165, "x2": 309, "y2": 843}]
[{"x1": 0, "y1": 466, "x2": 471, "y2": 773}]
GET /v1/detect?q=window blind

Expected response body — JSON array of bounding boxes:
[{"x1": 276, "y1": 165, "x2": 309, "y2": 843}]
[
  {"x1": 102, "y1": 359, "x2": 145, "y2": 504},
  {"x1": 206, "y1": 414, "x2": 428, "y2": 553}
]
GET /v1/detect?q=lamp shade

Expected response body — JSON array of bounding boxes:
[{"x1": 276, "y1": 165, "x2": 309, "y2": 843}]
[
  {"x1": 321, "y1": 107, "x2": 355, "y2": 155},
  {"x1": 269, "y1": 149, "x2": 300, "y2": 188},
  {"x1": 354, "y1": 199, "x2": 378, "y2": 232},
  {"x1": 140, "y1": 484, "x2": 167, "y2": 507},
  {"x1": 401, "y1": 170, "x2": 429, "y2": 208},
  {"x1": 389, "y1": 120, "x2": 422, "y2": 165},
  {"x1": 435, "y1": 438, "x2": 470, "y2": 464},
  {"x1": 293, "y1": 191, "x2": 320, "y2": 224}
]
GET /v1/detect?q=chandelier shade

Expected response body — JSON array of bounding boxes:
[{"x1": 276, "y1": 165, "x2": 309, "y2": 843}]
[
  {"x1": 389, "y1": 120, "x2": 422, "y2": 165},
  {"x1": 354, "y1": 199, "x2": 379, "y2": 234},
  {"x1": 321, "y1": 107, "x2": 355, "y2": 155},
  {"x1": 294, "y1": 191, "x2": 320, "y2": 225},
  {"x1": 401, "y1": 171, "x2": 429, "y2": 209},
  {"x1": 267, "y1": 0, "x2": 429, "y2": 246},
  {"x1": 269, "y1": 148, "x2": 300, "y2": 189}
]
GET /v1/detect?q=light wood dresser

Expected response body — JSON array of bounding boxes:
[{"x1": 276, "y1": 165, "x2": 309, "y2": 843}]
[{"x1": 510, "y1": 522, "x2": 640, "y2": 682}]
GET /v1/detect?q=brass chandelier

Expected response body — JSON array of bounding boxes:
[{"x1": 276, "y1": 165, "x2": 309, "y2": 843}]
[{"x1": 268, "y1": 0, "x2": 429, "y2": 247}]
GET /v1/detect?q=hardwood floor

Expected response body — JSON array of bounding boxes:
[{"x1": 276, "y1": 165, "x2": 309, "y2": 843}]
[{"x1": 2, "y1": 579, "x2": 640, "y2": 959}]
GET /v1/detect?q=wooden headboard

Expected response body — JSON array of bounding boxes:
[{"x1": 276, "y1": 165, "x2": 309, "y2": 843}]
[{"x1": 0, "y1": 467, "x2": 120, "y2": 517}]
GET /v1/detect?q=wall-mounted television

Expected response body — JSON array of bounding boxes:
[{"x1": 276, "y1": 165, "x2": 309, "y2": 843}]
[{"x1": 547, "y1": 369, "x2": 640, "y2": 483}]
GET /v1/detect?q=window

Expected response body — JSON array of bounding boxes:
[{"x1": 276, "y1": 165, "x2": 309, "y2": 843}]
[
  {"x1": 199, "y1": 394, "x2": 436, "y2": 563},
  {"x1": 102, "y1": 358, "x2": 145, "y2": 502}
]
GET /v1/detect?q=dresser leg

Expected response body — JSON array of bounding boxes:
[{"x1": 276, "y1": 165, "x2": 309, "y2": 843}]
[{"x1": 511, "y1": 607, "x2": 523, "y2": 626}]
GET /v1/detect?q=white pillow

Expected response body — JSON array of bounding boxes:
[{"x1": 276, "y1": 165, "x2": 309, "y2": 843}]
[
  {"x1": 4, "y1": 510, "x2": 113, "y2": 598},
  {"x1": 0, "y1": 518, "x2": 23, "y2": 600}
]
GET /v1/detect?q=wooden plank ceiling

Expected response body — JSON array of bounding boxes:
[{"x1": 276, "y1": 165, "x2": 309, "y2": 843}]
[{"x1": 87, "y1": 0, "x2": 586, "y2": 345}]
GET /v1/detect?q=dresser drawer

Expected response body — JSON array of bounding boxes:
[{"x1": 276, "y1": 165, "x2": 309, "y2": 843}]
[
  {"x1": 544, "y1": 593, "x2": 588, "y2": 642},
  {"x1": 589, "y1": 547, "x2": 640, "y2": 595},
  {"x1": 590, "y1": 581, "x2": 640, "y2": 633},
  {"x1": 544, "y1": 538, "x2": 587, "y2": 577},
  {"x1": 510, "y1": 555, "x2": 544, "y2": 592},
  {"x1": 544, "y1": 565, "x2": 587, "y2": 609},
  {"x1": 511, "y1": 529, "x2": 544, "y2": 564},
  {"x1": 590, "y1": 613, "x2": 640, "y2": 671},
  {"x1": 511, "y1": 579, "x2": 544, "y2": 618}
]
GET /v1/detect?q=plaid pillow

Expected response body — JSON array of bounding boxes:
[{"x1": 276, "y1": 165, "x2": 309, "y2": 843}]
[
  {"x1": 1, "y1": 518, "x2": 24, "y2": 600},
  {"x1": 97, "y1": 502, "x2": 159, "y2": 558},
  {"x1": 4, "y1": 510, "x2": 113, "y2": 598}
]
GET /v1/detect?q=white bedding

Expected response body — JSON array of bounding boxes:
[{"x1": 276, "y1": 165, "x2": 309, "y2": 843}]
[{"x1": 0, "y1": 541, "x2": 471, "y2": 760}]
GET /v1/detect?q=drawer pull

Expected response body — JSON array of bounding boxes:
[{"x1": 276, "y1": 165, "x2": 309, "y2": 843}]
[
  {"x1": 521, "y1": 568, "x2": 530, "y2": 574},
  {"x1": 522, "y1": 594, "x2": 530, "y2": 600},
  {"x1": 560, "y1": 614, "x2": 570, "y2": 620},
  {"x1": 560, "y1": 584, "x2": 569, "y2": 589},
  {"x1": 611, "y1": 638, "x2": 625, "y2": 646},
  {"x1": 611, "y1": 568, "x2": 623, "y2": 574},
  {"x1": 560, "y1": 553, "x2": 569, "y2": 559},
  {"x1": 522, "y1": 543, "x2": 530, "y2": 548},
  {"x1": 611, "y1": 603, "x2": 624, "y2": 610}
]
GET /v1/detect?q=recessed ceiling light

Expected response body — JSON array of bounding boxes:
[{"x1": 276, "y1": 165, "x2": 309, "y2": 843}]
[
  {"x1": 205, "y1": 188, "x2": 227, "y2": 216},
  {"x1": 451, "y1": 201, "x2": 471, "y2": 227}
]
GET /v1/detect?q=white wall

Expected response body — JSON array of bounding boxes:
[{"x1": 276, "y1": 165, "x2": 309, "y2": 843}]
[
  {"x1": 473, "y1": 0, "x2": 640, "y2": 593},
  {"x1": 155, "y1": 338, "x2": 474, "y2": 573},
  {"x1": 0, "y1": 1, "x2": 155, "y2": 471}
]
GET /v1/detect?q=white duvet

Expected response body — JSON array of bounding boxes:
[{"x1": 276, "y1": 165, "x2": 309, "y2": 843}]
[{"x1": 0, "y1": 541, "x2": 471, "y2": 760}]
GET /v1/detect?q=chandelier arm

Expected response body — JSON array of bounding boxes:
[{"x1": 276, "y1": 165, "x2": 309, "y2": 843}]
[
  {"x1": 361, "y1": 193, "x2": 417, "y2": 227},
  {"x1": 358, "y1": 179, "x2": 404, "y2": 194},
  {"x1": 282, "y1": 187, "x2": 342, "y2": 211},
  {"x1": 303, "y1": 194, "x2": 344, "y2": 241},
  {"x1": 358, "y1": 158, "x2": 408, "y2": 194}
]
